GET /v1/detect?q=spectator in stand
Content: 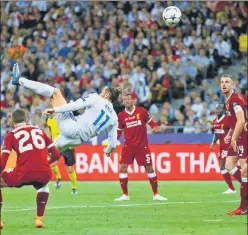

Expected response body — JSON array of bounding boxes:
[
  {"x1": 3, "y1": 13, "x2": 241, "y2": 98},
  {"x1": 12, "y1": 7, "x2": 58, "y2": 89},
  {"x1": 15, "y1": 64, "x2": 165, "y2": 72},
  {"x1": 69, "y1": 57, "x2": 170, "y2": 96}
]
[
  {"x1": 191, "y1": 97, "x2": 204, "y2": 118},
  {"x1": 239, "y1": 64, "x2": 247, "y2": 90},
  {"x1": 183, "y1": 120, "x2": 195, "y2": 134},
  {"x1": 214, "y1": 35, "x2": 232, "y2": 66},
  {"x1": 134, "y1": 78, "x2": 150, "y2": 108},
  {"x1": 173, "y1": 111, "x2": 185, "y2": 133},
  {"x1": 184, "y1": 59, "x2": 197, "y2": 90},
  {"x1": 195, "y1": 49, "x2": 210, "y2": 80},
  {"x1": 1, "y1": 1, "x2": 247, "y2": 133}
]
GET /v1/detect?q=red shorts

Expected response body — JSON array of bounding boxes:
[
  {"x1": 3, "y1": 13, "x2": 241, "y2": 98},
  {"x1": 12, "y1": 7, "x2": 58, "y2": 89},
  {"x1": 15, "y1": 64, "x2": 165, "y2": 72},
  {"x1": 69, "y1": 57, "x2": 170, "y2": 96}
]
[
  {"x1": 237, "y1": 132, "x2": 247, "y2": 159},
  {"x1": 1, "y1": 168, "x2": 51, "y2": 189},
  {"x1": 224, "y1": 148, "x2": 237, "y2": 158},
  {"x1": 120, "y1": 144, "x2": 152, "y2": 166}
]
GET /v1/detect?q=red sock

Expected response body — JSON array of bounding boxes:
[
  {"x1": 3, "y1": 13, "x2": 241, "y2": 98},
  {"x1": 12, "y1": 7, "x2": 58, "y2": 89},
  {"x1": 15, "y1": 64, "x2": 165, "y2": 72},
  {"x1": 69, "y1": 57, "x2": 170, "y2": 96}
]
[
  {"x1": 221, "y1": 170, "x2": 235, "y2": 190},
  {"x1": 229, "y1": 167, "x2": 242, "y2": 183},
  {"x1": 148, "y1": 172, "x2": 158, "y2": 195},
  {"x1": 36, "y1": 192, "x2": 49, "y2": 217},
  {"x1": 240, "y1": 178, "x2": 248, "y2": 210},
  {"x1": 119, "y1": 173, "x2": 128, "y2": 195},
  {"x1": 0, "y1": 189, "x2": 2, "y2": 216}
]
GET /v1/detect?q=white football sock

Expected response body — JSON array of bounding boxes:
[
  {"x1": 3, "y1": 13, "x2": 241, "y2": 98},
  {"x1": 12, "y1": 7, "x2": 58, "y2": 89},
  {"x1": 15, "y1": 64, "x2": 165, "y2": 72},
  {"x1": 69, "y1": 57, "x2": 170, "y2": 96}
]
[{"x1": 19, "y1": 77, "x2": 54, "y2": 97}]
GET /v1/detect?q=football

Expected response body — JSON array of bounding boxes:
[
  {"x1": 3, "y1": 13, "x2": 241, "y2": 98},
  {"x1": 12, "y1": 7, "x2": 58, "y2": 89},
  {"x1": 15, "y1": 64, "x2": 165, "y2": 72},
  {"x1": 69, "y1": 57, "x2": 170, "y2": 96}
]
[{"x1": 162, "y1": 6, "x2": 182, "y2": 27}]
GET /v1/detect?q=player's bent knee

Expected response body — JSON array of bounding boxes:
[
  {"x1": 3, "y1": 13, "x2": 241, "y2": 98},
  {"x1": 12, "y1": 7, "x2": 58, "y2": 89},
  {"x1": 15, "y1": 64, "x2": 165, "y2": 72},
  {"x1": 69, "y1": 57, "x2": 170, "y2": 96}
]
[
  {"x1": 144, "y1": 165, "x2": 154, "y2": 173},
  {"x1": 53, "y1": 88, "x2": 62, "y2": 97},
  {"x1": 37, "y1": 185, "x2": 49, "y2": 193},
  {"x1": 225, "y1": 158, "x2": 236, "y2": 170}
]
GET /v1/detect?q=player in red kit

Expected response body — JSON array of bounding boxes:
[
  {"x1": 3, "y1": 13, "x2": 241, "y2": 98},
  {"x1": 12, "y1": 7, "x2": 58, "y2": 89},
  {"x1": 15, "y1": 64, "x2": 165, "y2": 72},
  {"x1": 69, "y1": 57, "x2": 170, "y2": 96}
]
[
  {"x1": 0, "y1": 109, "x2": 61, "y2": 229},
  {"x1": 114, "y1": 92, "x2": 167, "y2": 201},
  {"x1": 220, "y1": 74, "x2": 247, "y2": 215},
  {"x1": 210, "y1": 104, "x2": 236, "y2": 194}
]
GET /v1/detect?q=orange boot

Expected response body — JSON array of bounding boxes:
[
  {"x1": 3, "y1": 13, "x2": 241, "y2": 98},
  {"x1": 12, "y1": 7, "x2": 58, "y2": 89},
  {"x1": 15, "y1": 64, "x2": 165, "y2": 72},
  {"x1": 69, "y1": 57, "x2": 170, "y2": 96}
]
[
  {"x1": 35, "y1": 216, "x2": 45, "y2": 228},
  {"x1": 0, "y1": 220, "x2": 3, "y2": 229}
]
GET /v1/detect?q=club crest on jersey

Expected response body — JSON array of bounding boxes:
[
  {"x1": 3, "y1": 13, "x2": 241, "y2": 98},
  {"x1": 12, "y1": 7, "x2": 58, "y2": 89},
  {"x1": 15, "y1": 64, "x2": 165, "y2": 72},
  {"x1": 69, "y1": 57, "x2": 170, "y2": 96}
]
[
  {"x1": 221, "y1": 124, "x2": 224, "y2": 129},
  {"x1": 136, "y1": 113, "x2": 140, "y2": 119},
  {"x1": 225, "y1": 103, "x2": 229, "y2": 110}
]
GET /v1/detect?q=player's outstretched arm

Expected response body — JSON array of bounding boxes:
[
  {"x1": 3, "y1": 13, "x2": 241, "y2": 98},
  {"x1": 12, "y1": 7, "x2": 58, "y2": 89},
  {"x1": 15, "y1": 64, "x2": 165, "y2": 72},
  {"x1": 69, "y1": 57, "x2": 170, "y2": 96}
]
[{"x1": 43, "y1": 96, "x2": 95, "y2": 114}]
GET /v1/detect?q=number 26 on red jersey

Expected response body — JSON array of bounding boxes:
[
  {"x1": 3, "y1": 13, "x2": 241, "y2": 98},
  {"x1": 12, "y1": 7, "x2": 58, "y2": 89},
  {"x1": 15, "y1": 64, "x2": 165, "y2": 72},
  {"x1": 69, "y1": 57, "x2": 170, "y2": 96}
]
[{"x1": 14, "y1": 129, "x2": 46, "y2": 153}]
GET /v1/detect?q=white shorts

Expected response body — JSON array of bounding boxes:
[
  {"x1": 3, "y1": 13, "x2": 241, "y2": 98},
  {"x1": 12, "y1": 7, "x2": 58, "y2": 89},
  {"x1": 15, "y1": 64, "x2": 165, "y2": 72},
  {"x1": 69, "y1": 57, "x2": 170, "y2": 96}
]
[
  {"x1": 56, "y1": 112, "x2": 79, "y2": 139},
  {"x1": 53, "y1": 134, "x2": 83, "y2": 152}
]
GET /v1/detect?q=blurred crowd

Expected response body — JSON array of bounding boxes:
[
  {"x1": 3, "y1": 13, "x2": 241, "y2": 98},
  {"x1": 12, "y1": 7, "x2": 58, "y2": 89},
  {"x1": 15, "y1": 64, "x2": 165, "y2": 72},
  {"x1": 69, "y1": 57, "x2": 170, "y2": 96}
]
[{"x1": 1, "y1": 1, "x2": 247, "y2": 136}]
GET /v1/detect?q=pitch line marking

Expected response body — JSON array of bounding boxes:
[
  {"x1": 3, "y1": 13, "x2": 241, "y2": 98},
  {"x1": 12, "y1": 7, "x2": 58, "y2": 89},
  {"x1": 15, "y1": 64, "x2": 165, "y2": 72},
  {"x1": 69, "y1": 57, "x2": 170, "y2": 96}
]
[
  {"x1": 204, "y1": 219, "x2": 222, "y2": 222},
  {"x1": 3, "y1": 200, "x2": 239, "y2": 212}
]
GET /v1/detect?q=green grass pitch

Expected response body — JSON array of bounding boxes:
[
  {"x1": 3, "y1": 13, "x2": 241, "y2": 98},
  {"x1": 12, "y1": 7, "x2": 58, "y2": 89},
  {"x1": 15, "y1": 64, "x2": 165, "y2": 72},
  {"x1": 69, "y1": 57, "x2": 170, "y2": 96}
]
[{"x1": 1, "y1": 181, "x2": 247, "y2": 235}]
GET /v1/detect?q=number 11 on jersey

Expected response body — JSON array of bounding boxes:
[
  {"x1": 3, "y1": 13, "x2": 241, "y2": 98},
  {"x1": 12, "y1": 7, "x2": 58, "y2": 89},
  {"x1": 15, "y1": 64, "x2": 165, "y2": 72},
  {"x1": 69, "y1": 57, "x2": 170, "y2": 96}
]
[{"x1": 93, "y1": 109, "x2": 110, "y2": 132}]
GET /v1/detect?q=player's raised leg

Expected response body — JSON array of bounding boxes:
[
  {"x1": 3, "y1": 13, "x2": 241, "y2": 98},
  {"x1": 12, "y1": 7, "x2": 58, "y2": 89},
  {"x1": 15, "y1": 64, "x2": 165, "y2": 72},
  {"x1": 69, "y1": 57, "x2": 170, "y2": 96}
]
[
  {"x1": 114, "y1": 164, "x2": 130, "y2": 201},
  {"x1": 12, "y1": 63, "x2": 67, "y2": 107},
  {"x1": 35, "y1": 185, "x2": 50, "y2": 228},
  {"x1": 0, "y1": 188, "x2": 3, "y2": 229},
  {"x1": 144, "y1": 165, "x2": 167, "y2": 201},
  {"x1": 12, "y1": 63, "x2": 55, "y2": 98}
]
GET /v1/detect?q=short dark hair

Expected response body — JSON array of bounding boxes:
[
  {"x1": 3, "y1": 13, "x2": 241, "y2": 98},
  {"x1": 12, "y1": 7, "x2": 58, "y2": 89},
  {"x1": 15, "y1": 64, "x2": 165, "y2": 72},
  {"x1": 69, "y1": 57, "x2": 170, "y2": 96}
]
[
  {"x1": 221, "y1": 74, "x2": 234, "y2": 80},
  {"x1": 107, "y1": 87, "x2": 122, "y2": 103},
  {"x1": 12, "y1": 108, "x2": 27, "y2": 124}
]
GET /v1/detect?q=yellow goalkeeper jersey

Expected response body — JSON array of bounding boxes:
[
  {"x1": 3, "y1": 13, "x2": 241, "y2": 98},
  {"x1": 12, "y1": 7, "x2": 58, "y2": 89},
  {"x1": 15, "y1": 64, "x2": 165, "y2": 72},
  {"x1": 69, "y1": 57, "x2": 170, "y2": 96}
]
[{"x1": 47, "y1": 117, "x2": 60, "y2": 141}]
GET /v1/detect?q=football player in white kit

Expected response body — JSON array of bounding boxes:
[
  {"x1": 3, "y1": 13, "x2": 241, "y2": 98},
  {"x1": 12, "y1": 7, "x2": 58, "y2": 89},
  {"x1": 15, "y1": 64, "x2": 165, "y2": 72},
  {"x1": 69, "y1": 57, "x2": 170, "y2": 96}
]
[{"x1": 12, "y1": 63, "x2": 121, "y2": 156}]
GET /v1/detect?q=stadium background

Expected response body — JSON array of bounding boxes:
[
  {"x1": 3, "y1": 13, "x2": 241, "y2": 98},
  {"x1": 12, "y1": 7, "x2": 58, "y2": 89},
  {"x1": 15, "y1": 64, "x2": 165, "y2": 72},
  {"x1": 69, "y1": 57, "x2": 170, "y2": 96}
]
[
  {"x1": 1, "y1": 1, "x2": 248, "y2": 235},
  {"x1": 1, "y1": 1, "x2": 247, "y2": 180}
]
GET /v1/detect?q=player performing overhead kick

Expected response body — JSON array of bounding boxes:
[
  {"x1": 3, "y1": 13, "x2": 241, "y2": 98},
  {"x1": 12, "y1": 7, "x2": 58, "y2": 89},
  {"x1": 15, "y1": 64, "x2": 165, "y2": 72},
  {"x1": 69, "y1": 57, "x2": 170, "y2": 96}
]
[
  {"x1": 0, "y1": 108, "x2": 61, "y2": 229},
  {"x1": 12, "y1": 63, "x2": 121, "y2": 157},
  {"x1": 220, "y1": 74, "x2": 247, "y2": 215},
  {"x1": 115, "y1": 91, "x2": 167, "y2": 201}
]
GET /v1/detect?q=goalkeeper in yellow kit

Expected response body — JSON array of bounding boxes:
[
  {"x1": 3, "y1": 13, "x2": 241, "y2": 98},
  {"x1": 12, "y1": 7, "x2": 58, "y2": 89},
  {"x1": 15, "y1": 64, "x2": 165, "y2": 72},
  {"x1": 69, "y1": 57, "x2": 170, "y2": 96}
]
[{"x1": 47, "y1": 116, "x2": 78, "y2": 194}]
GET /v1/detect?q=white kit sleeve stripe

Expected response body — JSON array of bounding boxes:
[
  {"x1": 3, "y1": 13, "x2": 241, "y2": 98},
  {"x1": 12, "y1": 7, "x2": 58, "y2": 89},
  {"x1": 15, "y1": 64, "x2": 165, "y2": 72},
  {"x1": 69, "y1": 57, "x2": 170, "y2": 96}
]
[{"x1": 47, "y1": 143, "x2": 55, "y2": 149}]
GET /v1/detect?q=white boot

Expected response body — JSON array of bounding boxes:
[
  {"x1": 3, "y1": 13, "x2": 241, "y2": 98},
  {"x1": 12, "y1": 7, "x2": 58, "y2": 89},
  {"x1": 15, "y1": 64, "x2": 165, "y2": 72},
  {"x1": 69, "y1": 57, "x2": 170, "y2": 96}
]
[
  {"x1": 114, "y1": 195, "x2": 130, "y2": 201},
  {"x1": 153, "y1": 194, "x2": 168, "y2": 201},
  {"x1": 222, "y1": 188, "x2": 236, "y2": 194}
]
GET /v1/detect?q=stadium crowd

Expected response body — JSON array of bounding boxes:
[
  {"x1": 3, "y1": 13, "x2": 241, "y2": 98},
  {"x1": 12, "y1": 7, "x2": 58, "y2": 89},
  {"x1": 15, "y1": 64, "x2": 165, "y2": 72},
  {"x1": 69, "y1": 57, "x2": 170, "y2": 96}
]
[{"x1": 1, "y1": 1, "x2": 247, "y2": 136}]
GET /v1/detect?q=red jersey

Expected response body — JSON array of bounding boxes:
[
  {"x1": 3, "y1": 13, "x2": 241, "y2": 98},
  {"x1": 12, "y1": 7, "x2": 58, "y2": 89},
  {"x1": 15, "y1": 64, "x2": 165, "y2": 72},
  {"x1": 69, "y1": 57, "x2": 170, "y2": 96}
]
[
  {"x1": 117, "y1": 106, "x2": 157, "y2": 147},
  {"x1": 213, "y1": 115, "x2": 230, "y2": 150},
  {"x1": 225, "y1": 92, "x2": 247, "y2": 133},
  {"x1": 1, "y1": 123, "x2": 60, "y2": 176}
]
